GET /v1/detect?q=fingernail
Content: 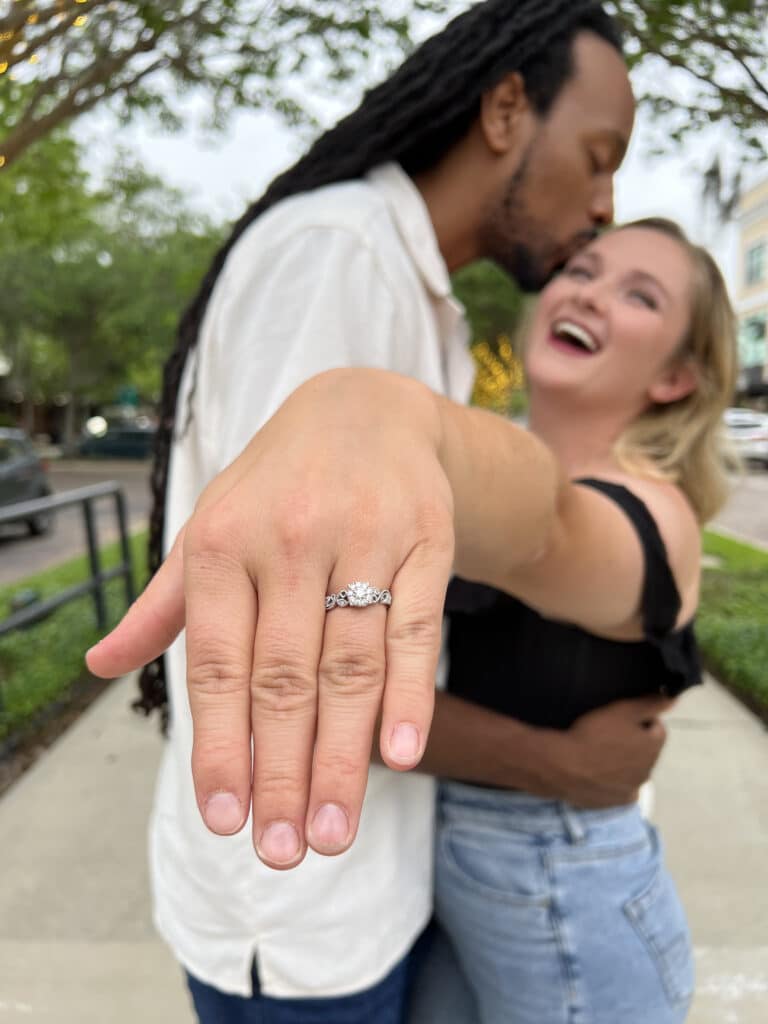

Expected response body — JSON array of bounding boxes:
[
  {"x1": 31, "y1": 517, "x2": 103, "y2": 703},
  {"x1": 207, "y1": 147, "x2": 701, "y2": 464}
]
[
  {"x1": 204, "y1": 792, "x2": 244, "y2": 835},
  {"x1": 389, "y1": 723, "x2": 421, "y2": 765},
  {"x1": 257, "y1": 821, "x2": 302, "y2": 865},
  {"x1": 309, "y1": 804, "x2": 350, "y2": 851}
]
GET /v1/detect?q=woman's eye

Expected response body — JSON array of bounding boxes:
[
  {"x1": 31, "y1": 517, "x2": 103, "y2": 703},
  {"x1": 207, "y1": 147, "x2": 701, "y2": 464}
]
[
  {"x1": 566, "y1": 265, "x2": 592, "y2": 280},
  {"x1": 629, "y1": 290, "x2": 658, "y2": 310}
]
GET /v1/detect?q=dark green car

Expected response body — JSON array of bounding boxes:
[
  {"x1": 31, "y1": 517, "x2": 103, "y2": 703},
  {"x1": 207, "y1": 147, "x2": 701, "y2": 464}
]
[{"x1": 78, "y1": 424, "x2": 156, "y2": 459}]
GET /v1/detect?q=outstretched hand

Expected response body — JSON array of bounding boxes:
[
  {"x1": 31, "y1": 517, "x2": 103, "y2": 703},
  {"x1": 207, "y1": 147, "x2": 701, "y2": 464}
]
[{"x1": 87, "y1": 371, "x2": 454, "y2": 869}]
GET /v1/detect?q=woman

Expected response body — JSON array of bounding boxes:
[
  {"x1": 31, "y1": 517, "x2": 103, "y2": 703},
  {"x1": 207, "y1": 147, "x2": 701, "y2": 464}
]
[
  {"x1": 407, "y1": 216, "x2": 736, "y2": 1023},
  {"x1": 89, "y1": 217, "x2": 736, "y2": 1022}
]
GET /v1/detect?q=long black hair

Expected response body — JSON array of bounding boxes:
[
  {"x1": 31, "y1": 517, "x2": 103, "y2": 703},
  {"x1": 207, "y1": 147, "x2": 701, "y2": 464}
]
[{"x1": 137, "y1": 0, "x2": 623, "y2": 728}]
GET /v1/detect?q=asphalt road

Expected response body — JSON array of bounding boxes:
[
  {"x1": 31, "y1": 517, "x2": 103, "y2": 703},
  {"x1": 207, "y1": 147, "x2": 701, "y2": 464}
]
[
  {"x1": 0, "y1": 460, "x2": 766, "y2": 588},
  {"x1": 0, "y1": 459, "x2": 153, "y2": 586}
]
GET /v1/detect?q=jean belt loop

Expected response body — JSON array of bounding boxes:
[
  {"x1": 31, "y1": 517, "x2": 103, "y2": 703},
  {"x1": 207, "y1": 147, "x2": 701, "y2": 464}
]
[{"x1": 558, "y1": 802, "x2": 587, "y2": 844}]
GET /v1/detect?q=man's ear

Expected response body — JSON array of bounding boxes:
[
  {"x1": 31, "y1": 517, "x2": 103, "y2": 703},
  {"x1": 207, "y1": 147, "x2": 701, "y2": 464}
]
[
  {"x1": 479, "y1": 72, "x2": 533, "y2": 156},
  {"x1": 648, "y1": 357, "x2": 699, "y2": 405}
]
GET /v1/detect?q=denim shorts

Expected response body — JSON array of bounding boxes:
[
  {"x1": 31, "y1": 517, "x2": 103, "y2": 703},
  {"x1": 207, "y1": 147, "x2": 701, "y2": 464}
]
[
  {"x1": 186, "y1": 948, "x2": 413, "y2": 1024},
  {"x1": 413, "y1": 781, "x2": 694, "y2": 1024}
]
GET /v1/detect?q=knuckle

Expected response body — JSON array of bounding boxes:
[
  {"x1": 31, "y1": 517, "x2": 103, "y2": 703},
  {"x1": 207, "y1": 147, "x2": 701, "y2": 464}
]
[
  {"x1": 184, "y1": 510, "x2": 242, "y2": 560},
  {"x1": 254, "y1": 761, "x2": 308, "y2": 799},
  {"x1": 388, "y1": 614, "x2": 442, "y2": 651},
  {"x1": 251, "y1": 659, "x2": 316, "y2": 716},
  {"x1": 192, "y1": 739, "x2": 247, "y2": 775},
  {"x1": 314, "y1": 748, "x2": 365, "y2": 784},
  {"x1": 270, "y1": 500, "x2": 318, "y2": 560},
  {"x1": 187, "y1": 643, "x2": 249, "y2": 698},
  {"x1": 318, "y1": 649, "x2": 384, "y2": 693}
]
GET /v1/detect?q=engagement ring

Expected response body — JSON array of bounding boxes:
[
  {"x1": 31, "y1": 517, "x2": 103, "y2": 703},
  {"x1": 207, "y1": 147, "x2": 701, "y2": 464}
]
[{"x1": 325, "y1": 581, "x2": 393, "y2": 611}]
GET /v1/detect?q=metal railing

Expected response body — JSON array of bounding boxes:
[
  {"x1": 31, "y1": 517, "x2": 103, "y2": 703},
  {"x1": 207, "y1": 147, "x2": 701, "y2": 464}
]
[{"x1": 0, "y1": 483, "x2": 136, "y2": 640}]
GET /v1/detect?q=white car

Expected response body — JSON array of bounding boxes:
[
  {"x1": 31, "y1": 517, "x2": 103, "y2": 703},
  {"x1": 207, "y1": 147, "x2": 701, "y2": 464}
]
[{"x1": 724, "y1": 407, "x2": 768, "y2": 467}]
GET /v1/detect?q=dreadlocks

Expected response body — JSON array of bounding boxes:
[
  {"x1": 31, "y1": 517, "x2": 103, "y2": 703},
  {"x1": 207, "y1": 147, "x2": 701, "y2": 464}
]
[{"x1": 137, "y1": 0, "x2": 623, "y2": 727}]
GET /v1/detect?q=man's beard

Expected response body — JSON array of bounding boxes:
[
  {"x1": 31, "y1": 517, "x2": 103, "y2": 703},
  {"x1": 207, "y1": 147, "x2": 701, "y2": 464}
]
[{"x1": 478, "y1": 148, "x2": 560, "y2": 293}]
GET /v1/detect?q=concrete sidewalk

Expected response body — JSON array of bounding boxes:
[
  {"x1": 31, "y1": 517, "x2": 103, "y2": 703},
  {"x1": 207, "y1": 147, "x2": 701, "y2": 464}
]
[{"x1": 0, "y1": 676, "x2": 766, "y2": 1023}]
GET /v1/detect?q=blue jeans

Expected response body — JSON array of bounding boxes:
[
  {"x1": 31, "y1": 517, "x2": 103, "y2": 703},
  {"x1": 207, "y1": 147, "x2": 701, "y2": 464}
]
[
  {"x1": 411, "y1": 782, "x2": 694, "y2": 1024},
  {"x1": 186, "y1": 949, "x2": 414, "y2": 1024}
]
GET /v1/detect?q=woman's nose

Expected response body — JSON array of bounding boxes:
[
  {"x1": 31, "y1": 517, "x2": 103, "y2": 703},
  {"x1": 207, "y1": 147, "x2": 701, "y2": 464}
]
[{"x1": 573, "y1": 279, "x2": 607, "y2": 312}]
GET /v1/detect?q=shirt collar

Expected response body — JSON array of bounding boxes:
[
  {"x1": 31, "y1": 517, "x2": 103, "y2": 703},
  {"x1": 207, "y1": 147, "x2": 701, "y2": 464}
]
[{"x1": 366, "y1": 162, "x2": 452, "y2": 299}]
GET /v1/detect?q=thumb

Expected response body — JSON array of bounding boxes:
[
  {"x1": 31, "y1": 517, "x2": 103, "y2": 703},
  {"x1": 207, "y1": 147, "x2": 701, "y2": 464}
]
[{"x1": 86, "y1": 529, "x2": 186, "y2": 678}]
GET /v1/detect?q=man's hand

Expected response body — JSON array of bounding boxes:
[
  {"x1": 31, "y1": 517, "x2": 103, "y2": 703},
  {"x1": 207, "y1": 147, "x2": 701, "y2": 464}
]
[{"x1": 529, "y1": 697, "x2": 672, "y2": 808}]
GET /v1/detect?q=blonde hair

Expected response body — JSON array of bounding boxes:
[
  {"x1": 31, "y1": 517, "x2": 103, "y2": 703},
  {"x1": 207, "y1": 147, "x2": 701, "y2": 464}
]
[{"x1": 610, "y1": 218, "x2": 738, "y2": 524}]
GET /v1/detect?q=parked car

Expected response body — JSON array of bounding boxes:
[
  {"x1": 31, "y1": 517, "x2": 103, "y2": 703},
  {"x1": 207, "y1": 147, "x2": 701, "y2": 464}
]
[
  {"x1": 0, "y1": 428, "x2": 54, "y2": 535},
  {"x1": 724, "y1": 407, "x2": 768, "y2": 467},
  {"x1": 79, "y1": 418, "x2": 156, "y2": 459}
]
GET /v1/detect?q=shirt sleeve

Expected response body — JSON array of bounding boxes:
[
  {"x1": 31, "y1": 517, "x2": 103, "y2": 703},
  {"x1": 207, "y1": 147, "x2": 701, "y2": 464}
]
[{"x1": 202, "y1": 224, "x2": 400, "y2": 470}]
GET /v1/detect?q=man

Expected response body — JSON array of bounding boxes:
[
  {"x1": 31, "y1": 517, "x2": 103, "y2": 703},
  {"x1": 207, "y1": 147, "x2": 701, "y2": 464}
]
[{"x1": 88, "y1": 2, "x2": 653, "y2": 1020}]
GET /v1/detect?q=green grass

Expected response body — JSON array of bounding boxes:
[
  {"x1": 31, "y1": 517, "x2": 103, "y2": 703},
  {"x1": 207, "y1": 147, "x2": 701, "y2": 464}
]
[
  {"x1": 698, "y1": 530, "x2": 768, "y2": 714},
  {"x1": 0, "y1": 532, "x2": 147, "y2": 742}
]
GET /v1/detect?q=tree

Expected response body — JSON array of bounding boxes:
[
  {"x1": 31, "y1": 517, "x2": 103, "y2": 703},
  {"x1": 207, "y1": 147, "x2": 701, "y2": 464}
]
[
  {"x1": 452, "y1": 260, "x2": 527, "y2": 416},
  {"x1": 0, "y1": 118, "x2": 222, "y2": 439},
  {"x1": 609, "y1": 0, "x2": 768, "y2": 165},
  {"x1": 0, "y1": 0, "x2": 440, "y2": 170},
  {"x1": 2, "y1": 2, "x2": 768, "y2": 175}
]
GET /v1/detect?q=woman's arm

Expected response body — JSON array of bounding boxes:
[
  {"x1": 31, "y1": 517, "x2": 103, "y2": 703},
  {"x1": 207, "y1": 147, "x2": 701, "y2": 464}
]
[{"x1": 436, "y1": 384, "x2": 700, "y2": 638}]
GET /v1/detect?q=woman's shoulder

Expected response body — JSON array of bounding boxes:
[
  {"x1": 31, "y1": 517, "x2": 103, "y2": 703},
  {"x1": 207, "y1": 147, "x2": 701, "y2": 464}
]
[{"x1": 582, "y1": 471, "x2": 701, "y2": 625}]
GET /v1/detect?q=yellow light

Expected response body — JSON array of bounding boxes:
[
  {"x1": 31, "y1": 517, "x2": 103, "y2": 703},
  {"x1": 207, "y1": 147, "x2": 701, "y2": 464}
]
[
  {"x1": 0, "y1": 157, "x2": 6, "y2": 169},
  {"x1": 74, "y1": 15, "x2": 88, "y2": 26},
  {"x1": 0, "y1": 63, "x2": 7, "y2": 74},
  {"x1": 29, "y1": 53, "x2": 39, "y2": 64}
]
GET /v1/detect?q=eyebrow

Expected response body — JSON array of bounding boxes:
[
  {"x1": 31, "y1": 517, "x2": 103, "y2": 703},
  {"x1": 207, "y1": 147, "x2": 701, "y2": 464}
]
[
  {"x1": 571, "y1": 251, "x2": 672, "y2": 302},
  {"x1": 626, "y1": 269, "x2": 671, "y2": 302}
]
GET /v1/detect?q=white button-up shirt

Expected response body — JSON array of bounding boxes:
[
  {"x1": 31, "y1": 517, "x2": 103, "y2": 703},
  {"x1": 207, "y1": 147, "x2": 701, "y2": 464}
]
[{"x1": 154, "y1": 163, "x2": 476, "y2": 998}]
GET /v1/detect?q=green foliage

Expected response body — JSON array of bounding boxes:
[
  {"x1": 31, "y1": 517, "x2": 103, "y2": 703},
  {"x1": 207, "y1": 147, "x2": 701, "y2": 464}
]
[
  {"x1": 607, "y1": 1, "x2": 768, "y2": 173},
  {"x1": 3, "y1": 1, "x2": 768, "y2": 178},
  {"x1": 697, "y1": 531, "x2": 768, "y2": 712},
  {"x1": 0, "y1": 0, "x2": 445, "y2": 168},
  {"x1": 0, "y1": 129, "x2": 224, "y2": 418},
  {"x1": 0, "y1": 532, "x2": 148, "y2": 742},
  {"x1": 452, "y1": 260, "x2": 524, "y2": 347}
]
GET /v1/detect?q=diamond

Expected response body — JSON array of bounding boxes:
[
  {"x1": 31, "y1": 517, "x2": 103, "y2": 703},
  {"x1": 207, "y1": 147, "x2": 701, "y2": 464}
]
[{"x1": 347, "y1": 581, "x2": 377, "y2": 607}]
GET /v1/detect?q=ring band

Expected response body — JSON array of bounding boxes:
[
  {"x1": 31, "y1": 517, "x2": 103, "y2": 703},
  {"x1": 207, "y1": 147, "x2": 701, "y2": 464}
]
[{"x1": 325, "y1": 581, "x2": 392, "y2": 611}]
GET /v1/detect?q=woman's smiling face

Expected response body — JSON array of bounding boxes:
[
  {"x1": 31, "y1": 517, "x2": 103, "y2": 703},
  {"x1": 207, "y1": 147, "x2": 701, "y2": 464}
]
[{"x1": 524, "y1": 226, "x2": 696, "y2": 418}]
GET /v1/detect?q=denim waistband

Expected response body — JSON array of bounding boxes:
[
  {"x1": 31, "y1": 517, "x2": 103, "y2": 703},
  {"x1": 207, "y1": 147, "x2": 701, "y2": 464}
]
[{"x1": 438, "y1": 780, "x2": 643, "y2": 845}]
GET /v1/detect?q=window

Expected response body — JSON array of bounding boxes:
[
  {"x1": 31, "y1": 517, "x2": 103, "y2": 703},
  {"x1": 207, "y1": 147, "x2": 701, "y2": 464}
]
[
  {"x1": 746, "y1": 243, "x2": 766, "y2": 286},
  {"x1": 739, "y1": 315, "x2": 767, "y2": 368}
]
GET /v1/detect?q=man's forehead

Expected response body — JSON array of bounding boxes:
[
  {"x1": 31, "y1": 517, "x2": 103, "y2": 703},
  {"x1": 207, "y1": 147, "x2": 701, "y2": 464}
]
[{"x1": 553, "y1": 36, "x2": 635, "y2": 144}]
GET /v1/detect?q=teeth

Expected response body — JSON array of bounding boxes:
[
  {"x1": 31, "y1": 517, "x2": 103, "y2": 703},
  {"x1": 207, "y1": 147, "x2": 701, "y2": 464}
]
[{"x1": 553, "y1": 320, "x2": 598, "y2": 352}]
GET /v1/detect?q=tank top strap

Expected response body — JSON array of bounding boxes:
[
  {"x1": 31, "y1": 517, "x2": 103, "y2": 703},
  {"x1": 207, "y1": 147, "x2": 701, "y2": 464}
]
[{"x1": 575, "y1": 477, "x2": 682, "y2": 638}]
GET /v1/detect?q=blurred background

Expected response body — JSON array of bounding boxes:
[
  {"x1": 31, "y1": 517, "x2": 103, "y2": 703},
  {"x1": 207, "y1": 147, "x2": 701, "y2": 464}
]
[{"x1": 0, "y1": 3, "x2": 766, "y2": 1023}]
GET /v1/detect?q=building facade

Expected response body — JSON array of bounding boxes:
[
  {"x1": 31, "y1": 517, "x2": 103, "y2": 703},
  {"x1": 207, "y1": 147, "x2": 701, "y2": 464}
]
[{"x1": 736, "y1": 178, "x2": 768, "y2": 398}]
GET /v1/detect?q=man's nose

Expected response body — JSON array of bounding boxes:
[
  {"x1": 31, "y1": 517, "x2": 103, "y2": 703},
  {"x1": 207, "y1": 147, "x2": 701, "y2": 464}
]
[{"x1": 591, "y1": 179, "x2": 615, "y2": 228}]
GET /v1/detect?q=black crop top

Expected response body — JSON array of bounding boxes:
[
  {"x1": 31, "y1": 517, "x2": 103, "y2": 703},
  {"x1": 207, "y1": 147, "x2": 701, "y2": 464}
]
[{"x1": 445, "y1": 478, "x2": 702, "y2": 730}]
